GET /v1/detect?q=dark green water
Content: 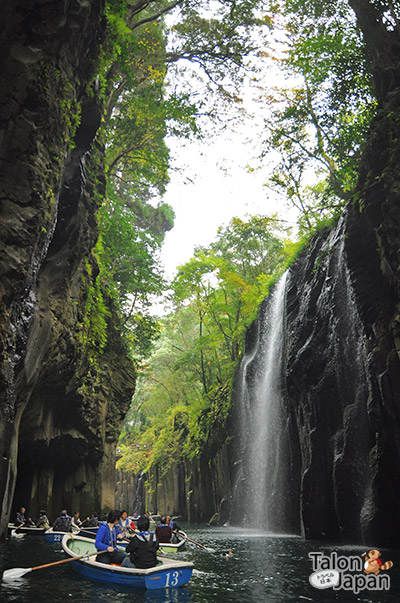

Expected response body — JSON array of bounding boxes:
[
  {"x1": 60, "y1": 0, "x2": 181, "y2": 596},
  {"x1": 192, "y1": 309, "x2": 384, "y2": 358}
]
[{"x1": 1, "y1": 526, "x2": 399, "y2": 602}]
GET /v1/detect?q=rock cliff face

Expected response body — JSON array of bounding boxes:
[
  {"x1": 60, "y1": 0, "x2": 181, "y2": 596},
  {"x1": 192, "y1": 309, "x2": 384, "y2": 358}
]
[
  {"x1": 286, "y1": 88, "x2": 400, "y2": 547},
  {"x1": 124, "y1": 171, "x2": 399, "y2": 539},
  {"x1": 0, "y1": 1, "x2": 135, "y2": 536},
  {"x1": 230, "y1": 93, "x2": 400, "y2": 545},
  {"x1": 119, "y1": 446, "x2": 231, "y2": 524}
]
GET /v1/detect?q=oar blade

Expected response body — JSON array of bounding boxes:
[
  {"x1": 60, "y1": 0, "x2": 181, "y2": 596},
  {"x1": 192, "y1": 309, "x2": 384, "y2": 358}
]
[{"x1": 2, "y1": 567, "x2": 32, "y2": 581}]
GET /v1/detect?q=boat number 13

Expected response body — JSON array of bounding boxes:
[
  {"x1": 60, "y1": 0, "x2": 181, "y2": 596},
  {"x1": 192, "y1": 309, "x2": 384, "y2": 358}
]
[{"x1": 165, "y1": 571, "x2": 179, "y2": 587}]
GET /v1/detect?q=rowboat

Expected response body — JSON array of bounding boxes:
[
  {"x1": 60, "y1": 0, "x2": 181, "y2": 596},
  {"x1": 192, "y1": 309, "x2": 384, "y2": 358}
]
[
  {"x1": 7, "y1": 523, "x2": 46, "y2": 536},
  {"x1": 61, "y1": 534, "x2": 193, "y2": 589},
  {"x1": 76, "y1": 526, "x2": 100, "y2": 539},
  {"x1": 158, "y1": 530, "x2": 187, "y2": 553},
  {"x1": 45, "y1": 526, "x2": 79, "y2": 542}
]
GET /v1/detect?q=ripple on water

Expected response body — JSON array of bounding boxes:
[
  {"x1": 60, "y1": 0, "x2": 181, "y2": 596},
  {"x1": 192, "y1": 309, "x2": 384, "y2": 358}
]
[{"x1": 1, "y1": 527, "x2": 400, "y2": 603}]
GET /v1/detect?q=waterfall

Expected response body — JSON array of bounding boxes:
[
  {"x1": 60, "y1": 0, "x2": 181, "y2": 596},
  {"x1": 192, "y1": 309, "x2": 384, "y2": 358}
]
[
  {"x1": 134, "y1": 472, "x2": 145, "y2": 515},
  {"x1": 232, "y1": 272, "x2": 289, "y2": 532}
]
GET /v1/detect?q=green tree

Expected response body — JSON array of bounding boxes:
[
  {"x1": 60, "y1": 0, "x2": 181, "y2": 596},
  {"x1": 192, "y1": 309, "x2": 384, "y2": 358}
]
[
  {"x1": 257, "y1": 0, "x2": 377, "y2": 232},
  {"x1": 95, "y1": 0, "x2": 275, "y2": 358},
  {"x1": 118, "y1": 216, "x2": 292, "y2": 472}
]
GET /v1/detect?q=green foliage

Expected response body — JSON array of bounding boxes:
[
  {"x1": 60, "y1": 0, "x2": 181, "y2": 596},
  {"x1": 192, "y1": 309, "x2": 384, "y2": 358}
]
[
  {"x1": 118, "y1": 215, "x2": 293, "y2": 472},
  {"x1": 78, "y1": 259, "x2": 111, "y2": 359},
  {"x1": 95, "y1": 0, "x2": 273, "y2": 362},
  {"x1": 259, "y1": 0, "x2": 377, "y2": 234}
]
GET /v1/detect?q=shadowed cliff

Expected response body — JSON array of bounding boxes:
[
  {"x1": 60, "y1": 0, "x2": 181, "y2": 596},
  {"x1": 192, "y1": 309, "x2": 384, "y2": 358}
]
[
  {"x1": 230, "y1": 82, "x2": 400, "y2": 545},
  {"x1": 0, "y1": 0, "x2": 136, "y2": 536}
]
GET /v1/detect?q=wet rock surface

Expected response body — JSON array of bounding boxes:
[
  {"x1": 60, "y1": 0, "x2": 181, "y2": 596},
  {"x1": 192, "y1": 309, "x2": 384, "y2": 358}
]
[{"x1": 0, "y1": 1, "x2": 135, "y2": 535}]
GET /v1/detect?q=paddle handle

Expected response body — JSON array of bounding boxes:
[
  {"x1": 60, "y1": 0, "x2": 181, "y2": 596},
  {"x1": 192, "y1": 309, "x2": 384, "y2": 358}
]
[
  {"x1": 31, "y1": 549, "x2": 105, "y2": 571},
  {"x1": 180, "y1": 534, "x2": 207, "y2": 549}
]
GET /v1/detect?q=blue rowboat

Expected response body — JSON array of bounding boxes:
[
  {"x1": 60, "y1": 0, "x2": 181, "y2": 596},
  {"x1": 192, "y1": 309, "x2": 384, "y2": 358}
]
[
  {"x1": 61, "y1": 534, "x2": 193, "y2": 589},
  {"x1": 45, "y1": 526, "x2": 79, "y2": 542}
]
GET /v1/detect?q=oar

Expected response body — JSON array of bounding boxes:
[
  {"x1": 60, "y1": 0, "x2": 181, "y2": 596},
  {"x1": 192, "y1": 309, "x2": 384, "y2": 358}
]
[
  {"x1": 178, "y1": 532, "x2": 215, "y2": 553},
  {"x1": 79, "y1": 528, "x2": 99, "y2": 537},
  {"x1": 2, "y1": 549, "x2": 106, "y2": 581}
]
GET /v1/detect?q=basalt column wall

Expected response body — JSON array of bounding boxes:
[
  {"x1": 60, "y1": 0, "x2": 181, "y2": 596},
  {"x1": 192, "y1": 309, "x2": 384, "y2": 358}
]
[
  {"x1": 0, "y1": 1, "x2": 136, "y2": 534},
  {"x1": 119, "y1": 444, "x2": 232, "y2": 525}
]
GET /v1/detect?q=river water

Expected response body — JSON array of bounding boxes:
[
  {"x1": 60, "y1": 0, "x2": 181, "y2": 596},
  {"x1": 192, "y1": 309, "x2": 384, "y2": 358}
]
[{"x1": 1, "y1": 525, "x2": 399, "y2": 602}]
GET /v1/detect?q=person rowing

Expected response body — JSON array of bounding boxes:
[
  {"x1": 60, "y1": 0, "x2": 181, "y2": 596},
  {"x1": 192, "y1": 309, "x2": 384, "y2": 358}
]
[
  {"x1": 155, "y1": 516, "x2": 172, "y2": 543},
  {"x1": 52, "y1": 509, "x2": 72, "y2": 532},
  {"x1": 121, "y1": 515, "x2": 159, "y2": 568},
  {"x1": 118, "y1": 510, "x2": 133, "y2": 539},
  {"x1": 95, "y1": 510, "x2": 127, "y2": 565},
  {"x1": 15, "y1": 507, "x2": 26, "y2": 527},
  {"x1": 166, "y1": 515, "x2": 181, "y2": 544}
]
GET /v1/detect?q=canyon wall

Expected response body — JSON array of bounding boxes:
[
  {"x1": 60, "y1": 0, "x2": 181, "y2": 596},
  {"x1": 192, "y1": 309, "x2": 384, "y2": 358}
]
[
  {"x1": 229, "y1": 86, "x2": 400, "y2": 545},
  {"x1": 0, "y1": 0, "x2": 135, "y2": 535},
  {"x1": 116, "y1": 445, "x2": 231, "y2": 525}
]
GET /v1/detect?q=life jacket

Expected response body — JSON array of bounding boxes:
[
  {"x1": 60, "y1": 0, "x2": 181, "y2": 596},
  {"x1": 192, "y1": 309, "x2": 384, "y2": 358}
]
[
  {"x1": 16, "y1": 512, "x2": 25, "y2": 525},
  {"x1": 53, "y1": 516, "x2": 71, "y2": 532}
]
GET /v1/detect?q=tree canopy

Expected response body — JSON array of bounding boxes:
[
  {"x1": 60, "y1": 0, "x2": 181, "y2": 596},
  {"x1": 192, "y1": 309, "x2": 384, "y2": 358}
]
[{"x1": 87, "y1": 0, "x2": 275, "y2": 360}]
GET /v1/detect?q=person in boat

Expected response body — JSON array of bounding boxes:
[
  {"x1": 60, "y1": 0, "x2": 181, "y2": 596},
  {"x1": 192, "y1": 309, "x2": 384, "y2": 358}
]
[
  {"x1": 81, "y1": 512, "x2": 99, "y2": 527},
  {"x1": 36, "y1": 510, "x2": 50, "y2": 529},
  {"x1": 15, "y1": 507, "x2": 26, "y2": 526},
  {"x1": 118, "y1": 510, "x2": 133, "y2": 539},
  {"x1": 121, "y1": 515, "x2": 159, "y2": 569},
  {"x1": 95, "y1": 509, "x2": 128, "y2": 565},
  {"x1": 155, "y1": 515, "x2": 172, "y2": 543},
  {"x1": 16, "y1": 507, "x2": 35, "y2": 527},
  {"x1": 25, "y1": 516, "x2": 36, "y2": 527},
  {"x1": 166, "y1": 515, "x2": 181, "y2": 544},
  {"x1": 52, "y1": 509, "x2": 72, "y2": 532},
  {"x1": 72, "y1": 511, "x2": 82, "y2": 528}
]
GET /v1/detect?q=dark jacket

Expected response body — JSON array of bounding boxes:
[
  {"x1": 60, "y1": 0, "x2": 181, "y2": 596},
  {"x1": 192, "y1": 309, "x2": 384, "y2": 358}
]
[
  {"x1": 52, "y1": 516, "x2": 72, "y2": 532},
  {"x1": 83, "y1": 516, "x2": 99, "y2": 527},
  {"x1": 155, "y1": 524, "x2": 172, "y2": 543},
  {"x1": 15, "y1": 512, "x2": 25, "y2": 526},
  {"x1": 126, "y1": 532, "x2": 159, "y2": 568}
]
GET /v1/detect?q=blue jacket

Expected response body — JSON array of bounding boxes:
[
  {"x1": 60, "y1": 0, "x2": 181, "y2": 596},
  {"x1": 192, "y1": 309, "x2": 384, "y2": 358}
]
[{"x1": 95, "y1": 522, "x2": 119, "y2": 551}]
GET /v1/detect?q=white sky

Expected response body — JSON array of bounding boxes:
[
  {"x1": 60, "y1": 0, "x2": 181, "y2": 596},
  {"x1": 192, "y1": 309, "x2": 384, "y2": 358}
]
[
  {"x1": 160, "y1": 102, "x2": 299, "y2": 279},
  {"x1": 158, "y1": 18, "x2": 301, "y2": 281},
  {"x1": 159, "y1": 22, "x2": 301, "y2": 279}
]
